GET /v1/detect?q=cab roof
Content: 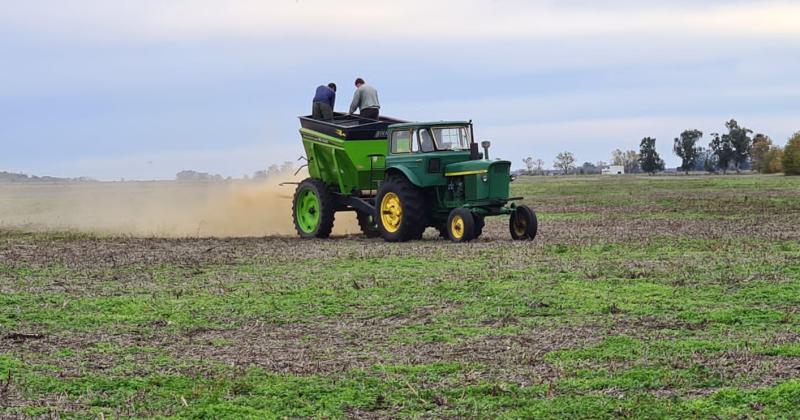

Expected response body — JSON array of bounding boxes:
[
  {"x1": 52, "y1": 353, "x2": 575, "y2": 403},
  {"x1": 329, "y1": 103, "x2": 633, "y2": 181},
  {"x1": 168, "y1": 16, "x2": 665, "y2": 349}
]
[{"x1": 388, "y1": 121, "x2": 471, "y2": 130}]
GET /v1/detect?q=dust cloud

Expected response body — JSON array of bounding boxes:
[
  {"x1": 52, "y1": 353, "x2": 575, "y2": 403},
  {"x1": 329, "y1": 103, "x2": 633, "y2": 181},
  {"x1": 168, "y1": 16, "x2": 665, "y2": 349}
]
[{"x1": 0, "y1": 175, "x2": 360, "y2": 237}]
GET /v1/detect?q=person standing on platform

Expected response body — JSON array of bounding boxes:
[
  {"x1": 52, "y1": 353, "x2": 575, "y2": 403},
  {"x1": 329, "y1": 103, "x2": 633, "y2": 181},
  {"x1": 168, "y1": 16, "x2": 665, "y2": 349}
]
[
  {"x1": 349, "y1": 78, "x2": 380, "y2": 119},
  {"x1": 312, "y1": 83, "x2": 337, "y2": 121}
]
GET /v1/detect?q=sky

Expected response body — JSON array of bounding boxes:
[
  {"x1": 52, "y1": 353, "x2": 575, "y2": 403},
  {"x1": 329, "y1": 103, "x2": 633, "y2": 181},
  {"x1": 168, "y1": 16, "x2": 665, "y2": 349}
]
[{"x1": 2, "y1": 0, "x2": 799, "y2": 180}]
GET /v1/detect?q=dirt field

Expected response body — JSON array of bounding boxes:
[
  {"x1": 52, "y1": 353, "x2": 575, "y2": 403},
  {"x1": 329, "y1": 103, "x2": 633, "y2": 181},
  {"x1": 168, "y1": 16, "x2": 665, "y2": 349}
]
[{"x1": 1, "y1": 175, "x2": 799, "y2": 418}]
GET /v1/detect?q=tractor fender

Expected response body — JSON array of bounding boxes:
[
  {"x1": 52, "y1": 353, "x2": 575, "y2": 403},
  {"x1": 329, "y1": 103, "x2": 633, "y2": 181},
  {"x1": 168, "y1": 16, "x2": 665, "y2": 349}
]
[{"x1": 385, "y1": 167, "x2": 423, "y2": 187}]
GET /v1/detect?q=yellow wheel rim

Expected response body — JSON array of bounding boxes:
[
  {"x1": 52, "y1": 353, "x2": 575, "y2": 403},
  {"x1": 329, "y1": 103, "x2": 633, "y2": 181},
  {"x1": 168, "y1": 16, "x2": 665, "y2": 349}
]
[
  {"x1": 450, "y1": 215, "x2": 465, "y2": 239},
  {"x1": 513, "y1": 214, "x2": 528, "y2": 236},
  {"x1": 380, "y1": 192, "x2": 402, "y2": 233}
]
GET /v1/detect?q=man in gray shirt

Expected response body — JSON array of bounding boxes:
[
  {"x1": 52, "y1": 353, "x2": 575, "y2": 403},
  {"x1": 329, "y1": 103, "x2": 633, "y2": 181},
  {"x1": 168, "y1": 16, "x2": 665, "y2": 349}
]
[{"x1": 349, "y1": 78, "x2": 380, "y2": 119}]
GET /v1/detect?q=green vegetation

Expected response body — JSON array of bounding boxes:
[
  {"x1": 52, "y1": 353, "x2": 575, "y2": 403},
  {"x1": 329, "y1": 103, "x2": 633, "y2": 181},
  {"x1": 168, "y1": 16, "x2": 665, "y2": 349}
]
[
  {"x1": 1, "y1": 175, "x2": 799, "y2": 418},
  {"x1": 783, "y1": 131, "x2": 800, "y2": 175},
  {"x1": 673, "y1": 129, "x2": 704, "y2": 175},
  {"x1": 638, "y1": 137, "x2": 665, "y2": 174}
]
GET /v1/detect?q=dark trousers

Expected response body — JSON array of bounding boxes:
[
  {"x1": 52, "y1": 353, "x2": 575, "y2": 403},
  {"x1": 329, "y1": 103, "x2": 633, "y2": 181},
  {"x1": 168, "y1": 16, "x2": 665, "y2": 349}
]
[
  {"x1": 312, "y1": 102, "x2": 333, "y2": 121},
  {"x1": 360, "y1": 107, "x2": 379, "y2": 120}
]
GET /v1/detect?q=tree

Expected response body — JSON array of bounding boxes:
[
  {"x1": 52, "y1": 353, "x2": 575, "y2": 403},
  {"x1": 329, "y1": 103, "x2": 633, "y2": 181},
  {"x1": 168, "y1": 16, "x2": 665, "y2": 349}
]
[
  {"x1": 580, "y1": 162, "x2": 601, "y2": 175},
  {"x1": 639, "y1": 137, "x2": 665, "y2": 175},
  {"x1": 611, "y1": 149, "x2": 624, "y2": 167},
  {"x1": 723, "y1": 119, "x2": 753, "y2": 172},
  {"x1": 701, "y1": 149, "x2": 718, "y2": 173},
  {"x1": 0, "y1": 171, "x2": 31, "y2": 182},
  {"x1": 521, "y1": 157, "x2": 545, "y2": 175},
  {"x1": 280, "y1": 161, "x2": 295, "y2": 174},
  {"x1": 751, "y1": 134, "x2": 773, "y2": 173},
  {"x1": 673, "y1": 129, "x2": 703, "y2": 174},
  {"x1": 554, "y1": 151, "x2": 576, "y2": 175},
  {"x1": 709, "y1": 132, "x2": 734, "y2": 174},
  {"x1": 611, "y1": 149, "x2": 640, "y2": 173},
  {"x1": 522, "y1": 157, "x2": 534, "y2": 174},
  {"x1": 762, "y1": 147, "x2": 784, "y2": 174},
  {"x1": 176, "y1": 170, "x2": 211, "y2": 181},
  {"x1": 783, "y1": 131, "x2": 800, "y2": 175},
  {"x1": 265, "y1": 164, "x2": 280, "y2": 178},
  {"x1": 693, "y1": 147, "x2": 707, "y2": 171},
  {"x1": 535, "y1": 159, "x2": 545, "y2": 175}
]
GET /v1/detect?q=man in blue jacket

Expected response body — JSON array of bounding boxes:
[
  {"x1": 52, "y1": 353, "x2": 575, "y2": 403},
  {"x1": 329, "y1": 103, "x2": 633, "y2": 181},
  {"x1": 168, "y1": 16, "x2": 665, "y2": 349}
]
[{"x1": 312, "y1": 83, "x2": 337, "y2": 121}]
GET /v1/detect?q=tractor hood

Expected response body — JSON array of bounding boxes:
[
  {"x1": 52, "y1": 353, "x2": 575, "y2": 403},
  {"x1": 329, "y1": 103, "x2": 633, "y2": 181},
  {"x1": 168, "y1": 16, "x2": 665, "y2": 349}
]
[
  {"x1": 443, "y1": 159, "x2": 512, "y2": 203},
  {"x1": 444, "y1": 159, "x2": 510, "y2": 177}
]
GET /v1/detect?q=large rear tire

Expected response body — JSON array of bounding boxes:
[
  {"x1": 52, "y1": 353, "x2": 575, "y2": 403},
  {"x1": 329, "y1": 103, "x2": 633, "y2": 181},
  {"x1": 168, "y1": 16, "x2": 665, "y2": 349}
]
[
  {"x1": 509, "y1": 205, "x2": 537, "y2": 240},
  {"x1": 356, "y1": 210, "x2": 381, "y2": 238},
  {"x1": 376, "y1": 176, "x2": 427, "y2": 242},
  {"x1": 292, "y1": 178, "x2": 335, "y2": 238}
]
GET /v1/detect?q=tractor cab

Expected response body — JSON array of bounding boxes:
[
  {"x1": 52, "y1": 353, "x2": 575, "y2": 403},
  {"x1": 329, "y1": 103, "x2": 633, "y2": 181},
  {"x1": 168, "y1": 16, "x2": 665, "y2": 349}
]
[
  {"x1": 387, "y1": 122, "x2": 473, "y2": 154},
  {"x1": 384, "y1": 121, "x2": 477, "y2": 186},
  {"x1": 384, "y1": 121, "x2": 513, "y2": 208}
]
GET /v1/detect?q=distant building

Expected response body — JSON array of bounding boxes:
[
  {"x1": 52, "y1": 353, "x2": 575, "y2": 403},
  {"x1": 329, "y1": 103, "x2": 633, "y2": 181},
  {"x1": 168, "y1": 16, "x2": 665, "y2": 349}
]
[{"x1": 602, "y1": 165, "x2": 625, "y2": 175}]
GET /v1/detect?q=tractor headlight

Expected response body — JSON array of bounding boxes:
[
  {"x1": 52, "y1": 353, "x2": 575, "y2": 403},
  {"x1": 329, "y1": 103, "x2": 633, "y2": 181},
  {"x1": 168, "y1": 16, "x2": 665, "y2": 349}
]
[{"x1": 481, "y1": 174, "x2": 488, "y2": 182}]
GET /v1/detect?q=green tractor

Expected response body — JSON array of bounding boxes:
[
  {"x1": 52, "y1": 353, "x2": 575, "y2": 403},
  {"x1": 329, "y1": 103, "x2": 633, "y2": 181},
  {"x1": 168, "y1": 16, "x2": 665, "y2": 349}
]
[{"x1": 290, "y1": 113, "x2": 537, "y2": 242}]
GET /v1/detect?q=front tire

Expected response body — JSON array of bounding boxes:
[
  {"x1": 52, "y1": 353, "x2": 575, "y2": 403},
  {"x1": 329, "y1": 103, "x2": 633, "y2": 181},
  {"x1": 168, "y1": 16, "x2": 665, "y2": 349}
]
[
  {"x1": 509, "y1": 205, "x2": 537, "y2": 240},
  {"x1": 376, "y1": 176, "x2": 427, "y2": 242},
  {"x1": 447, "y1": 208, "x2": 476, "y2": 242},
  {"x1": 292, "y1": 178, "x2": 335, "y2": 238}
]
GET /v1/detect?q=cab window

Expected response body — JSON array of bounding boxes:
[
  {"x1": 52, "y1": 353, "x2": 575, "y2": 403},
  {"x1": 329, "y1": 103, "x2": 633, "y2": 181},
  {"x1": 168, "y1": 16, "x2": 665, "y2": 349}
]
[
  {"x1": 391, "y1": 130, "x2": 412, "y2": 154},
  {"x1": 432, "y1": 126, "x2": 471, "y2": 151},
  {"x1": 419, "y1": 129, "x2": 435, "y2": 152},
  {"x1": 410, "y1": 130, "x2": 420, "y2": 152}
]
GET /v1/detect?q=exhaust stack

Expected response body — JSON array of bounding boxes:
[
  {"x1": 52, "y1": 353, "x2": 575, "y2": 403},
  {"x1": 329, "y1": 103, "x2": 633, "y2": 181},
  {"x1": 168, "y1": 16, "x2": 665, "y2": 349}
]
[{"x1": 481, "y1": 141, "x2": 491, "y2": 160}]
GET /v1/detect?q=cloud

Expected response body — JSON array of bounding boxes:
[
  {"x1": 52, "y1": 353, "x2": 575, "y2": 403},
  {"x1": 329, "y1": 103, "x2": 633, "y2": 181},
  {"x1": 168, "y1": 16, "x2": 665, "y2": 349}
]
[
  {"x1": 3, "y1": 1, "x2": 799, "y2": 177},
  {"x1": 4, "y1": 1, "x2": 800, "y2": 44},
  {"x1": 5, "y1": 1, "x2": 798, "y2": 99},
  {"x1": 389, "y1": 77, "x2": 800, "y2": 134}
]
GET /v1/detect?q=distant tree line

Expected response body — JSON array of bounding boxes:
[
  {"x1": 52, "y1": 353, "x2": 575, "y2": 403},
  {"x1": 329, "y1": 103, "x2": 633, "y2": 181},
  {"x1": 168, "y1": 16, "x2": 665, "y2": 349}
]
[
  {"x1": 175, "y1": 170, "x2": 227, "y2": 181},
  {"x1": 521, "y1": 157, "x2": 546, "y2": 175},
  {"x1": 252, "y1": 161, "x2": 296, "y2": 180},
  {"x1": 671, "y1": 120, "x2": 799, "y2": 175},
  {"x1": 519, "y1": 119, "x2": 799, "y2": 176},
  {"x1": 176, "y1": 161, "x2": 297, "y2": 181},
  {"x1": 0, "y1": 171, "x2": 95, "y2": 183},
  {"x1": 745, "y1": 132, "x2": 799, "y2": 175},
  {"x1": 671, "y1": 119, "x2": 753, "y2": 175}
]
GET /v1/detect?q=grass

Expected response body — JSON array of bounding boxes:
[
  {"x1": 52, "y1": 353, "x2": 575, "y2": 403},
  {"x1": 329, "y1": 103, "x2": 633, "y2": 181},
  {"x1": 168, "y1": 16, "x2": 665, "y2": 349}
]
[{"x1": 1, "y1": 174, "x2": 799, "y2": 418}]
